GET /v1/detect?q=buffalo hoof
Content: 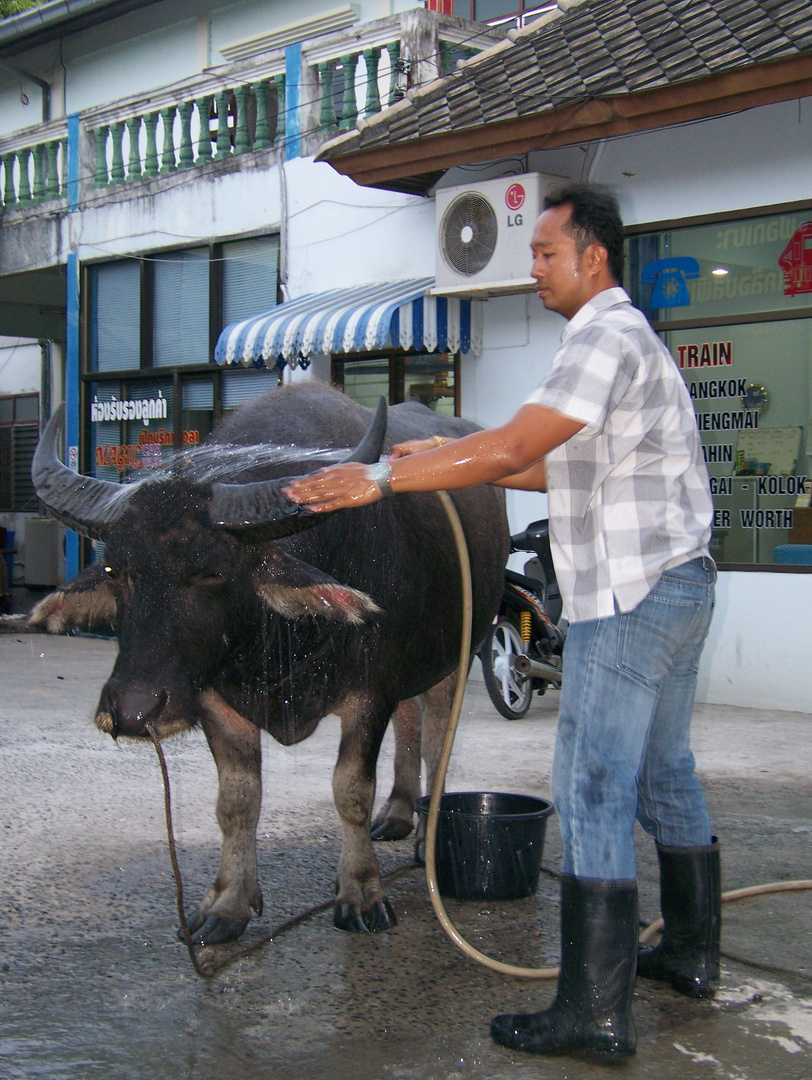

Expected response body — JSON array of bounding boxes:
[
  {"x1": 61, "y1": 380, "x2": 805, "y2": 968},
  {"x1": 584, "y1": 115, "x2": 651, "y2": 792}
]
[
  {"x1": 178, "y1": 911, "x2": 248, "y2": 946},
  {"x1": 334, "y1": 897, "x2": 397, "y2": 933},
  {"x1": 370, "y1": 814, "x2": 413, "y2": 842}
]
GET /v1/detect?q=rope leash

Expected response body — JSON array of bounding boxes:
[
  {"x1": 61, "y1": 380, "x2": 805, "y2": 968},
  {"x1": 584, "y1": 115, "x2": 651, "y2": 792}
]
[{"x1": 147, "y1": 723, "x2": 419, "y2": 979}]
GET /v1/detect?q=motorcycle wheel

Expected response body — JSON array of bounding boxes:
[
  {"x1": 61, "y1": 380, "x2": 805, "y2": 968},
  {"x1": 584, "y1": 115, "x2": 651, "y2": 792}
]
[{"x1": 481, "y1": 617, "x2": 534, "y2": 720}]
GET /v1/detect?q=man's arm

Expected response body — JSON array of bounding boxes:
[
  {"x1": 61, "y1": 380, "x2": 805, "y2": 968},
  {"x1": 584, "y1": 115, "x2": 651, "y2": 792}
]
[
  {"x1": 491, "y1": 458, "x2": 548, "y2": 491},
  {"x1": 284, "y1": 405, "x2": 581, "y2": 511}
]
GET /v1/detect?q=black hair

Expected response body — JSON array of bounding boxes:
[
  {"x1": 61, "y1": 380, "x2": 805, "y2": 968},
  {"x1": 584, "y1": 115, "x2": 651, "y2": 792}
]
[{"x1": 543, "y1": 183, "x2": 625, "y2": 282}]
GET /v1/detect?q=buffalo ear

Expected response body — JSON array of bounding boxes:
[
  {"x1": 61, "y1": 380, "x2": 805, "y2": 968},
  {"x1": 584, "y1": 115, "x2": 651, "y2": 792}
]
[
  {"x1": 29, "y1": 562, "x2": 116, "y2": 635},
  {"x1": 253, "y1": 549, "x2": 382, "y2": 626}
]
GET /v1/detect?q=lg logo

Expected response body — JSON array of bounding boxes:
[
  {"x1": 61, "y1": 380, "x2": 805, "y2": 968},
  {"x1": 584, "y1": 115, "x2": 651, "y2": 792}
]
[
  {"x1": 505, "y1": 182, "x2": 526, "y2": 228},
  {"x1": 505, "y1": 183, "x2": 525, "y2": 211}
]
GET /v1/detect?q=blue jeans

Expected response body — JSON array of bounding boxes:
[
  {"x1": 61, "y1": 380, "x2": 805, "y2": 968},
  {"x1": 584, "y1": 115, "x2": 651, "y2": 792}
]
[{"x1": 552, "y1": 557, "x2": 716, "y2": 880}]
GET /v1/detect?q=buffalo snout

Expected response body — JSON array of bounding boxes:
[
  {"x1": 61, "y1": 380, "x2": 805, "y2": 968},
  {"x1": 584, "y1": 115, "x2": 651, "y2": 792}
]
[{"x1": 98, "y1": 686, "x2": 168, "y2": 739}]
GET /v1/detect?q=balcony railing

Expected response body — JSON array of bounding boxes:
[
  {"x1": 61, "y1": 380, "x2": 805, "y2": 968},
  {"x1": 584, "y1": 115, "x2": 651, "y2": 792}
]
[
  {"x1": 0, "y1": 11, "x2": 503, "y2": 212},
  {"x1": 0, "y1": 117, "x2": 68, "y2": 209}
]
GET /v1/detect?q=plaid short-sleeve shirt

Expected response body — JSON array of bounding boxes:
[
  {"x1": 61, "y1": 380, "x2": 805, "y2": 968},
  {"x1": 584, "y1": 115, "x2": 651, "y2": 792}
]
[{"x1": 525, "y1": 287, "x2": 713, "y2": 624}]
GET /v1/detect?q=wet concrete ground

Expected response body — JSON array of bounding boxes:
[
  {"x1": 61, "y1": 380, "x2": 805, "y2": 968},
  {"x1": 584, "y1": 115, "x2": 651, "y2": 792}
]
[{"x1": 1, "y1": 632, "x2": 811, "y2": 1080}]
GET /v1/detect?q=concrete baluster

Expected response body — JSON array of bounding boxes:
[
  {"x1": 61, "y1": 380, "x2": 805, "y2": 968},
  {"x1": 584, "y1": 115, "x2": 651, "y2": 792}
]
[
  {"x1": 318, "y1": 61, "x2": 336, "y2": 133},
  {"x1": 252, "y1": 79, "x2": 271, "y2": 150},
  {"x1": 32, "y1": 143, "x2": 46, "y2": 201},
  {"x1": 177, "y1": 101, "x2": 194, "y2": 168},
  {"x1": 93, "y1": 126, "x2": 109, "y2": 187},
  {"x1": 45, "y1": 140, "x2": 60, "y2": 198},
  {"x1": 363, "y1": 48, "x2": 382, "y2": 116},
  {"x1": 17, "y1": 147, "x2": 32, "y2": 202},
  {"x1": 1, "y1": 153, "x2": 16, "y2": 206},
  {"x1": 214, "y1": 91, "x2": 231, "y2": 159},
  {"x1": 195, "y1": 97, "x2": 213, "y2": 162},
  {"x1": 126, "y1": 116, "x2": 142, "y2": 179},
  {"x1": 386, "y1": 42, "x2": 401, "y2": 106},
  {"x1": 110, "y1": 121, "x2": 126, "y2": 183},
  {"x1": 273, "y1": 74, "x2": 286, "y2": 146},
  {"x1": 234, "y1": 85, "x2": 250, "y2": 153},
  {"x1": 338, "y1": 53, "x2": 359, "y2": 131},
  {"x1": 143, "y1": 113, "x2": 159, "y2": 177},
  {"x1": 160, "y1": 106, "x2": 177, "y2": 171}
]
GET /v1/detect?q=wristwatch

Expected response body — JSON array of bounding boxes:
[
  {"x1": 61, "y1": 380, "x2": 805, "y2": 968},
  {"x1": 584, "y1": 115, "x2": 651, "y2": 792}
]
[{"x1": 367, "y1": 461, "x2": 393, "y2": 497}]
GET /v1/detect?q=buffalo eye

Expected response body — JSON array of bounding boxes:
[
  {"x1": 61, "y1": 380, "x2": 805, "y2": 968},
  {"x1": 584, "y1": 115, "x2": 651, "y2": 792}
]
[
  {"x1": 103, "y1": 565, "x2": 116, "y2": 580},
  {"x1": 191, "y1": 573, "x2": 227, "y2": 588}
]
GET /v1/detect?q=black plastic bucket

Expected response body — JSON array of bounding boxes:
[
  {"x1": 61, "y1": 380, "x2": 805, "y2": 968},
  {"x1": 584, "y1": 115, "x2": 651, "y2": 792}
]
[{"x1": 416, "y1": 791, "x2": 555, "y2": 901}]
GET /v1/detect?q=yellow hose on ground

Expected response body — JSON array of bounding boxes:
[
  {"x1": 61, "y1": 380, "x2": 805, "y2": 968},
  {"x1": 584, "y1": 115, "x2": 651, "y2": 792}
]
[{"x1": 428, "y1": 490, "x2": 812, "y2": 980}]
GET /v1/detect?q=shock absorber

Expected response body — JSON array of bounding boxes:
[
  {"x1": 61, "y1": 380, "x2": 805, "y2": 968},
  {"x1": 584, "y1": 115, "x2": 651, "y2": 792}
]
[{"x1": 520, "y1": 609, "x2": 532, "y2": 648}]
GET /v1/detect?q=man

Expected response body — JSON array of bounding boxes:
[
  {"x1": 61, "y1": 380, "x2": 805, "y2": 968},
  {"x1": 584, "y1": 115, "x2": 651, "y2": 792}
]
[{"x1": 285, "y1": 183, "x2": 721, "y2": 1063}]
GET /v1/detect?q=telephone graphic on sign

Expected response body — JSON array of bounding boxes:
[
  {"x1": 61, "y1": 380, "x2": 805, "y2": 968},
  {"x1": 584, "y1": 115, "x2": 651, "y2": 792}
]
[{"x1": 641, "y1": 256, "x2": 700, "y2": 307}]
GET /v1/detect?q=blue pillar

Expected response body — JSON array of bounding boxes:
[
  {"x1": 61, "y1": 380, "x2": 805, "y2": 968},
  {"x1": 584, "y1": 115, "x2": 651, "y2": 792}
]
[
  {"x1": 284, "y1": 43, "x2": 301, "y2": 160},
  {"x1": 65, "y1": 254, "x2": 80, "y2": 580},
  {"x1": 64, "y1": 113, "x2": 82, "y2": 579},
  {"x1": 67, "y1": 112, "x2": 80, "y2": 210}
]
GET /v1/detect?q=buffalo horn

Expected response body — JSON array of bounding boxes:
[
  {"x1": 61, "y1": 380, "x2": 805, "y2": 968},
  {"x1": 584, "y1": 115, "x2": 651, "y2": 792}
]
[
  {"x1": 209, "y1": 394, "x2": 388, "y2": 535},
  {"x1": 31, "y1": 404, "x2": 130, "y2": 540}
]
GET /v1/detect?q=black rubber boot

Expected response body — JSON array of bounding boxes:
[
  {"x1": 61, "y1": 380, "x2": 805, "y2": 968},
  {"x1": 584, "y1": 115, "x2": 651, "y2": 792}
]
[
  {"x1": 637, "y1": 839, "x2": 721, "y2": 999},
  {"x1": 490, "y1": 876, "x2": 638, "y2": 1063}
]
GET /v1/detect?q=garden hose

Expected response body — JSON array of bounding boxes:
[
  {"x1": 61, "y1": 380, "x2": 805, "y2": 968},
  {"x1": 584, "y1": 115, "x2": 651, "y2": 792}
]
[{"x1": 429, "y1": 490, "x2": 812, "y2": 981}]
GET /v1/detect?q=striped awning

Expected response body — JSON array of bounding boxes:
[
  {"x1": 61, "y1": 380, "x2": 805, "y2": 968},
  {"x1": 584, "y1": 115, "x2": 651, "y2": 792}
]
[{"x1": 214, "y1": 278, "x2": 483, "y2": 369}]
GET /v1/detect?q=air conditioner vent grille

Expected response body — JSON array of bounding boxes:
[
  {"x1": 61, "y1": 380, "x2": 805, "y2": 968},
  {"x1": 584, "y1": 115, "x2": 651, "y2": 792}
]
[{"x1": 440, "y1": 193, "x2": 498, "y2": 277}]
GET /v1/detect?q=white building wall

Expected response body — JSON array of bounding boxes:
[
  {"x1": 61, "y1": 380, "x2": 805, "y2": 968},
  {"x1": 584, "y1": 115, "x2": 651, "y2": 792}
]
[
  {"x1": 67, "y1": 156, "x2": 431, "y2": 289},
  {"x1": 458, "y1": 98, "x2": 812, "y2": 712}
]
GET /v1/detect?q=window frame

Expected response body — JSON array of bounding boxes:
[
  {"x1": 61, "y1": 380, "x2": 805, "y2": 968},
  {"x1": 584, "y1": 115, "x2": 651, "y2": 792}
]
[
  {"x1": 624, "y1": 198, "x2": 812, "y2": 573},
  {"x1": 332, "y1": 349, "x2": 461, "y2": 415},
  {"x1": 453, "y1": 0, "x2": 555, "y2": 27},
  {"x1": 81, "y1": 233, "x2": 281, "y2": 464},
  {"x1": 0, "y1": 392, "x2": 40, "y2": 512}
]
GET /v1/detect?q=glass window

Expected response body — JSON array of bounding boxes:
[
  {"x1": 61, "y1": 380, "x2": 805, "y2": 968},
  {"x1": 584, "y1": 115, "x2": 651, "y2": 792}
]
[
  {"x1": 401, "y1": 353, "x2": 457, "y2": 416},
  {"x1": 626, "y1": 206, "x2": 812, "y2": 568},
  {"x1": 222, "y1": 236, "x2": 280, "y2": 324},
  {"x1": 89, "y1": 260, "x2": 141, "y2": 372},
  {"x1": 627, "y1": 209, "x2": 810, "y2": 324},
  {"x1": 339, "y1": 358, "x2": 390, "y2": 408},
  {"x1": 334, "y1": 352, "x2": 459, "y2": 414},
  {"x1": 221, "y1": 369, "x2": 280, "y2": 414},
  {"x1": 153, "y1": 248, "x2": 210, "y2": 367},
  {"x1": 181, "y1": 379, "x2": 214, "y2": 447},
  {"x1": 86, "y1": 237, "x2": 279, "y2": 378},
  {"x1": 89, "y1": 381, "x2": 174, "y2": 480}
]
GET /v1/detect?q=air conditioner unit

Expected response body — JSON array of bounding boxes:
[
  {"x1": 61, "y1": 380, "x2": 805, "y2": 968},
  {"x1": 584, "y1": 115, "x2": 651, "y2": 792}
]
[{"x1": 433, "y1": 173, "x2": 566, "y2": 298}]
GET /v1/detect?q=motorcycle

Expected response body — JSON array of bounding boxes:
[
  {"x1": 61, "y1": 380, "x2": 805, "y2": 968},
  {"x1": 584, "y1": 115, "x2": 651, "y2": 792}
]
[{"x1": 480, "y1": 519, "x2": 567, "y2": 720}]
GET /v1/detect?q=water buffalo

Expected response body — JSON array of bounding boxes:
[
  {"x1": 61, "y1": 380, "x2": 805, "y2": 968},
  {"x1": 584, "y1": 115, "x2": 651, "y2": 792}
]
[{"x1": 30, "y1": 382, "x2": 508, "y2": 941}]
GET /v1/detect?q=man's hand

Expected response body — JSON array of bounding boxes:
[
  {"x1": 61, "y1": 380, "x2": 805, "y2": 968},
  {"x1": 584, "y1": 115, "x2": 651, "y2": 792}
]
[{"x1": 284, "y1": 463, "x2": 383, "y2": 512}]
